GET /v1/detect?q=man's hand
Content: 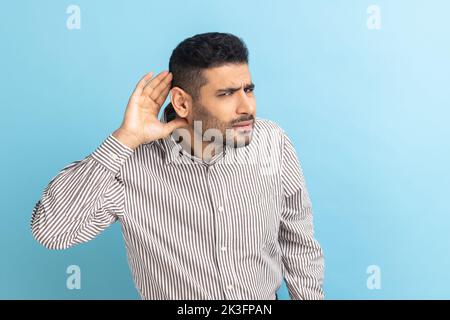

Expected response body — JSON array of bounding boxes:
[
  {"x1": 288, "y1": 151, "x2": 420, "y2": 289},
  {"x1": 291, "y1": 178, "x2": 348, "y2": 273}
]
[{"x1": 113, "y1": 70, "x2": 188, "y2": 150}]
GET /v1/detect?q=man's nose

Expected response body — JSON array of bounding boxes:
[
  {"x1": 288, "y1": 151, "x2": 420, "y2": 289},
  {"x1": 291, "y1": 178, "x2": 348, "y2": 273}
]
[{"x1": 236, "y1": 90, "x2": 255, "y2": 115}]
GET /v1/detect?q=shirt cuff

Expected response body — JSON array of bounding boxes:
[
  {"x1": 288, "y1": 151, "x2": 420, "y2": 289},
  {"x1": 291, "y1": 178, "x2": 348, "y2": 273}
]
[{"x1": 90, "y1": 134, "x2": 135, "y2": 175}]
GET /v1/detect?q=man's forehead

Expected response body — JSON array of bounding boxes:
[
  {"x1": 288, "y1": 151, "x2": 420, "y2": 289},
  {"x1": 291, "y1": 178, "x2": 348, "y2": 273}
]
[{"x1": 203, "y1": 64, "x2": 251, "y2": 87}]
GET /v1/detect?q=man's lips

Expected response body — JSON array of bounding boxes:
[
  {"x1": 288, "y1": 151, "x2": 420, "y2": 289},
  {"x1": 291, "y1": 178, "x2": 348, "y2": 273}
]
[{"x1": 232, "y1": 120, "x2": 254, "y2": 129}]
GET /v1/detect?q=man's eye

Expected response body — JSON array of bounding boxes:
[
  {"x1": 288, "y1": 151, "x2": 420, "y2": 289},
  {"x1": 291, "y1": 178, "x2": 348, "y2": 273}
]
[
  {"x1": 245, "y1": 88, "x2": 254, "y2": 93},
  {"x1": 219, "y1": 92, "x2": 232, "y2": 97}
]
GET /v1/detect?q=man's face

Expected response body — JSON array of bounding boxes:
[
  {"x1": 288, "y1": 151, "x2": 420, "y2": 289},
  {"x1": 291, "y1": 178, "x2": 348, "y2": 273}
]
[{"x1": 190, "y1": 63, "x2": 256, "y2": 148}]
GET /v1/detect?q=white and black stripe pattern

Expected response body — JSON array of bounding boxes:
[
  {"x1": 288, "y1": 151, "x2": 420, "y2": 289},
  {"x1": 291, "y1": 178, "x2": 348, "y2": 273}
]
[{"x1": 31, "y1": 106, "x2": 324, "y2": 300}]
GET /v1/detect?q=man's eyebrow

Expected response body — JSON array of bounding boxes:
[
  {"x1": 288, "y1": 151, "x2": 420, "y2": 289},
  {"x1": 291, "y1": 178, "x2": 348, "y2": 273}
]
[{"x1": 216, "y1": 82, "x2": 255, "y2": 93}]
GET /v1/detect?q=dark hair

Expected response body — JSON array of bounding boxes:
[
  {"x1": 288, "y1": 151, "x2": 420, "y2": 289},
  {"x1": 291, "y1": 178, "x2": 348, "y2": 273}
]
[{"x1": 169, "y1": 32, "x2": 249, "y2": 101}]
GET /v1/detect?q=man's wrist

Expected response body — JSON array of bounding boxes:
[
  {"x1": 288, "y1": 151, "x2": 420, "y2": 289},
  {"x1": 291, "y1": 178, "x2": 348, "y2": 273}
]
[{"x1": 112, "y1": 128, "x2": 141, "y2": 150}]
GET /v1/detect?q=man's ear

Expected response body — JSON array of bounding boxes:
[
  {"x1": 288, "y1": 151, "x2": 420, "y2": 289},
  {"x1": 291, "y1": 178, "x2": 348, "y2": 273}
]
[{"x1": 170, "y1": 87, "x2": 192, "y2": 119}]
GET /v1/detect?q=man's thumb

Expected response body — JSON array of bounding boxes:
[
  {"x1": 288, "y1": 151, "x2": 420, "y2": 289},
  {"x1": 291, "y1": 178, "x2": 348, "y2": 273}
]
[{"x1": 164, "y1": 118, "x2": 188, "y2": 135}]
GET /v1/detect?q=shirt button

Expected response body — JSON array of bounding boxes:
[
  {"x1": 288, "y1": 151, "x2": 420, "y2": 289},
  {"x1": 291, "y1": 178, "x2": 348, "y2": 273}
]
[
  {"x1": 226, "y1": 285, "x2": 234, "y2": 290},
  {"x1": 217, "y1": 206, "x2": 224, "y2": 212},
  {"x1": 220, "y1": 246, "x2": 227, "y2": 252}
]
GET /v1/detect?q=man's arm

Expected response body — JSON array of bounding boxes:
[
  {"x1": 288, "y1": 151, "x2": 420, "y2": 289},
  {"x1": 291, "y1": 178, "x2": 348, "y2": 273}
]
[
  {"x1": 278, "y1": 132, "x2": 325, "y2": 300},
  {"x1": 31, "y1": 135, "x2": 134, "y2": 249},
  {"x1": 31, "y1": 70, "x2": 187, "y2": 249}
]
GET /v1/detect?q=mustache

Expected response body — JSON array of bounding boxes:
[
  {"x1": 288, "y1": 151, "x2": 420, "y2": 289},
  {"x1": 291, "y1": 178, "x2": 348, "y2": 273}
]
[{"x1": 230, "y1": 115, "x2": 255, "y2": 126}]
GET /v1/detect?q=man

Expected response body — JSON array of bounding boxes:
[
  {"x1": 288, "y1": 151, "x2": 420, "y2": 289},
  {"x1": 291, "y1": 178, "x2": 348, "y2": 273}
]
[{"x1": 31, "y1": 32, "x2": 324, "y2": 300}]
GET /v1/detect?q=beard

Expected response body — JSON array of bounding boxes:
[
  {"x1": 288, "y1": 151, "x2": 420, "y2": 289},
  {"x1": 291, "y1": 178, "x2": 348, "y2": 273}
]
[{"x1": 191, "y1": 101, "x2": 255, "y2": 149}]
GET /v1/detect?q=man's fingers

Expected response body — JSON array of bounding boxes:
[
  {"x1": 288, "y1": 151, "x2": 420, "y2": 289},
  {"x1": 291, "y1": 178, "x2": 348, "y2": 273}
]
[
  {"x1": 155, "y1": 81, "x2": 172, "y2": 106},
  {"x1": 143, "y1": 70, "x2": 170, "y2": 95},
  {"x1": 150, "y1": 72, "x2": 172, "y2": 100},
  {"x1": 134, "y1": 71, "x2": 154, "y2": 94},
  {"x1": 149, "y1": 73, "x2": 172, "y2": 101}
]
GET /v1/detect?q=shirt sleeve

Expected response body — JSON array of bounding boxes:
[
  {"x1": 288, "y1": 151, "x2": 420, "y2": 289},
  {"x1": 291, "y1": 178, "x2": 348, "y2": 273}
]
[
  {"x1": 279, "y1": 131, "x2": 325, "y2": 300},
  {"x1": 31, "y1": 134, "x2": 134, "y2": 250}
]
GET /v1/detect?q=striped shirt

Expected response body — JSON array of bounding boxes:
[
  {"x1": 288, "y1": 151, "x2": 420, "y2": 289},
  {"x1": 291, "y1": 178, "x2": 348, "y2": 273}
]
[{"x1": 31, "y1": 105, "x2": 325, "y2": 300}]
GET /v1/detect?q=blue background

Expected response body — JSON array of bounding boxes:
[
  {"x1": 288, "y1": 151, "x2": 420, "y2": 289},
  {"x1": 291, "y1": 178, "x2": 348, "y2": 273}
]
[{"x1": 1, "y1": 0, "x2": 449, "y2": 299}]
